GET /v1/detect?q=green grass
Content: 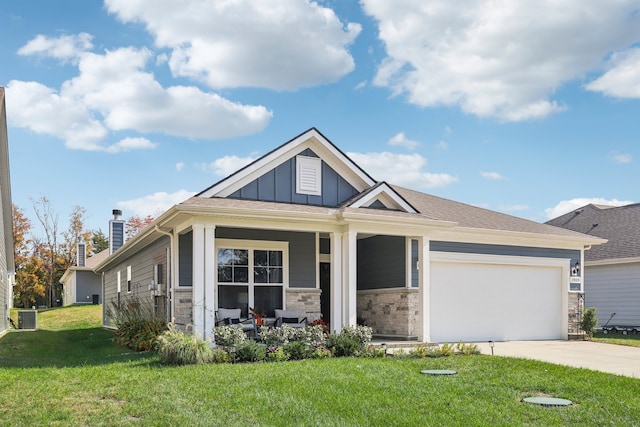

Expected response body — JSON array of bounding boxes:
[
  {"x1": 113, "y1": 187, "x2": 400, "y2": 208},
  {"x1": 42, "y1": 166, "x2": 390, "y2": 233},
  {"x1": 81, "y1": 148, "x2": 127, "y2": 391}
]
[
  {"x1": 1, "y1": 306, "x2": 640, "y2": 426},
  {"x1": 593, "y1": 331, "x2": 640, "y2": 348}
]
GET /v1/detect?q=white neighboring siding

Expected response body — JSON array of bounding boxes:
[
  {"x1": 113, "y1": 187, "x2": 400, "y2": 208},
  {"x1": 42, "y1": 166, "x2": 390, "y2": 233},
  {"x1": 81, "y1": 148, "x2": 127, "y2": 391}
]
[{"x1": 585, "y1": 262, "x2": 640, "y2": 327}]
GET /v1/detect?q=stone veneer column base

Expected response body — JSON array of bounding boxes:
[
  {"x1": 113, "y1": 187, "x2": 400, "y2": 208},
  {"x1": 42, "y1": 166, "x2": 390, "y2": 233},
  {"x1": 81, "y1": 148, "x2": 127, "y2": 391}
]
[
  {"x1": 285, "y1": 288, "x2": 322, "y2": 322},
  {"x1": 568, "y1": 292, "x2": 586, "y2": 340},
  {"x1": 173, "y1": 289, "x2": 193, "y2": 332},
  {"x1": 357, "y1": 288, "x2": 419, "y2": 339}
]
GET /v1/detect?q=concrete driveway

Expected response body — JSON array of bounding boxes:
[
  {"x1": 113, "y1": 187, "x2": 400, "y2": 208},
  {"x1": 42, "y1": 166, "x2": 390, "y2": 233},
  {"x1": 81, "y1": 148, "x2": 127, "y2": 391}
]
[{"x1": 475, "y1": 340, "x2": 640, "y2": 378}]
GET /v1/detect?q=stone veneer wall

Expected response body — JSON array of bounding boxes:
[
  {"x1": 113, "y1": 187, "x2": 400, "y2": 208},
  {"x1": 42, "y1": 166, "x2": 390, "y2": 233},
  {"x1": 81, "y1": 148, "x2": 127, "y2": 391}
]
[
  {"x1": 173, "y1": 289, "x2": 193, "y2": 331},
  {"x1": 285, "y1": 288, "x2": 322, "y2": 322},
  {"x1": 568, "y1": 292, "x2": 584, "y2": 339},
  {"x1": 357, "y1": 288, "x2": 419, "y2": 338}
]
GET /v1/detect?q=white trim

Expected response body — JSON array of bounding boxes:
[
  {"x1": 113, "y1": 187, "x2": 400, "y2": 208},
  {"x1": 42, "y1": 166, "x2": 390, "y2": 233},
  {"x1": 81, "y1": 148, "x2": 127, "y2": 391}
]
[
  {"x1": 419, "y1": 235, "x2": 430, "y2": 342},
  {"x1": 348, "y1": 183, "x2": 417, "y2": 213},
  {"x1": 204, "y1": 224, "x2": 216, "y2": 336},
  {"x1": 117, "y1": 270, "x2": 121, "y2": 294},
  {"x1": 296, "y1": 155, "x2": 322, "y2": 196},
  {"x1": 126, "y1": 265, "x2": 132, "y2": 293},
  {"x1": 405, "y1": 237, "x2": 412, "y2": 289}
]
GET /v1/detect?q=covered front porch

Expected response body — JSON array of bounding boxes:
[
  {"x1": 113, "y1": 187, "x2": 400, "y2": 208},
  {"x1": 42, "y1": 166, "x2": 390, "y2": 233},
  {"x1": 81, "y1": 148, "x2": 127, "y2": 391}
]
[{"x1": 170, "y1": 214, "x2": 438, "y2": 342}]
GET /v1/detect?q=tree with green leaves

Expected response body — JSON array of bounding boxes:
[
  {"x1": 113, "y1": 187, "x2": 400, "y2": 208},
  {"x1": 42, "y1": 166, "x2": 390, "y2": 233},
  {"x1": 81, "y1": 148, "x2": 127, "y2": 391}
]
[{"x1": 91, "y1": 228, "x2": 109, "y2": 254}]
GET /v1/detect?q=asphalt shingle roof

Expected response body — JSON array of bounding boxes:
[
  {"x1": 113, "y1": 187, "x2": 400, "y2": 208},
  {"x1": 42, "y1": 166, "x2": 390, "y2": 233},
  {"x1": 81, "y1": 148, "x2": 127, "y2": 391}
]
[{"x1": 546, "y1": 203, "x2": 640, "y2": 261}]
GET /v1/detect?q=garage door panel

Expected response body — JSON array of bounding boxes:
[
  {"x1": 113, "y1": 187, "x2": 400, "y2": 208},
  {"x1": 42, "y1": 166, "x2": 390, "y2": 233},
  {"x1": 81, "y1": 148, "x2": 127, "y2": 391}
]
[{"x1": 431, "y1": 262, "x2": 563, "y2": 342}]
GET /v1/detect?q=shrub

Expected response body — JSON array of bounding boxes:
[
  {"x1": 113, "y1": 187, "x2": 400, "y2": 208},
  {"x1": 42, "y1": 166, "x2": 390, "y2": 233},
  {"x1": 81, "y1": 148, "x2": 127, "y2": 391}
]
[
  {"x1": 234, "y1": 340, "x2": 266, "y2": 363},
  {"x1": 581, "y1": 306, "x2": 599, "y2": 339},
  {"x1": 434, "y1": 342, "x2": 455, "y2": 357},
  {"x1": 283, "y1": 340, "x2": 312, "y2": 360},
  {"x1": 108, "y1": 296, "x2": 167, "y2": 351},
  {"x1": 266, "y1": 346, "x2": 290, "y2": 362},
  {"x1": 409, "y1": 344, "x2": 432, "y2": 358},
  {"x1": 214, "y1": 325, "x2": 247, "y2": 348},
  {"x1": 362, "y1": 346, "x2": 386, "y2": 358},
  {"x1": 211, "y1": 348, "x2": 232, "y2": 364},
  {"x1": 327, "y1": 333, "x2": 362, "y2": 357},
  {"x1": 309, "y1": 347, "x2": 332, "y2": 359},
  {"x1": 155, "y1": 325, "x2": 213, "y2": 365},
  {"x1": 259, "y1": 324, "x2": 295, "y2": 347},
  {"x1": 339, "y1": 325, "x2": 373, "y2": 349},
  {"x1": 456, "y1": 341, "x2": 480, "y2": 355}
]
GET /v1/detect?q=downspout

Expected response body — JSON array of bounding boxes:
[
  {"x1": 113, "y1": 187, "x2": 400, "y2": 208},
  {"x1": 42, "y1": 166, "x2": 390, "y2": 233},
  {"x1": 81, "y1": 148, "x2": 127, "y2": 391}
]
[{"x1": 155, "y1": 226, "x2": 174, "y2": 324}]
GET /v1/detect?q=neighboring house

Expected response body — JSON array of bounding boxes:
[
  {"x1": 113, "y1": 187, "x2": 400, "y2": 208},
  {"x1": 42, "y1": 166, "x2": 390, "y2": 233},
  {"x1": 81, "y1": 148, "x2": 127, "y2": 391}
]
[
  {"x1": 96, "y1": 128, "x2": 604, "y2": 342},
  {"x1": 59, "y1": 211, "x2": 125, "y2": 306},
  {"x1": 0, "y1": 87, "x2": 15, "y2": 336},
  {"x1": 547, "y1": 203, "x2": 640, "y2": 328},
  {"x1": 60, "y1": 246, "x2": 109, "y2": 306}
]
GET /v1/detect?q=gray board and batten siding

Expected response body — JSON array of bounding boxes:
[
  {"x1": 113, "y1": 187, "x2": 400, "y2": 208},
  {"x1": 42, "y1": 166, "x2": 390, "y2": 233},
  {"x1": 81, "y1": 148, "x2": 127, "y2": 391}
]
[
  {"x1": 585, "y1": 262, "x2": 640, "y2": 327},
  {"x1": 358, "y1": 236, "x2": 406, "y2": 290},
  {"x1": 229, "y1": 149, "x2": 359, "y2": 207}
]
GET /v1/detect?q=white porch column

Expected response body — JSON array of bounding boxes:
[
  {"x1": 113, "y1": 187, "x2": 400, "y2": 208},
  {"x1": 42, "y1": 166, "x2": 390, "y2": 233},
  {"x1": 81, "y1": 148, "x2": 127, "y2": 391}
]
[
  {"x1": 418, "y1": 235, "x2": 430, "y2": 342},
  {"x1": 330, "y1": 231, "x2": 343, "y2": 333},
  {"x1": 204, "y1": 224, "x2": 216, "y2": 339},
  {"x1": 343, "y1": 229, "x2": 357, "y2": 327},
  {"x1": 192, "y1": 224, "x2": 206, "y2": 338}
]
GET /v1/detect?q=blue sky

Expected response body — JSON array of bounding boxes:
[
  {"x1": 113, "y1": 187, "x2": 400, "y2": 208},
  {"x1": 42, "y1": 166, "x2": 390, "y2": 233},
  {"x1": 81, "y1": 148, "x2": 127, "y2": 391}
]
[{"x1": 1, "y1": 0, "x2": 638, "y2": 235}]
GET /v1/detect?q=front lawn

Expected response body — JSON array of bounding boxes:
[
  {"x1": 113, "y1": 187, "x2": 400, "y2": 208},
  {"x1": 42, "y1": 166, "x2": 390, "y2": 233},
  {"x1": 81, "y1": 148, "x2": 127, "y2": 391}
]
[
  {"x1": 1, "y1": 306, "x2": 639, "y2": 426},
  {"x1": 593, "y1": 331, "x2": 640, "y2": 348}
]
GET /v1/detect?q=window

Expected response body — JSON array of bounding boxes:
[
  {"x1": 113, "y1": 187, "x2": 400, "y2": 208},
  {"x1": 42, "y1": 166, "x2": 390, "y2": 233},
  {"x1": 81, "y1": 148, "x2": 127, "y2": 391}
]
[
  {"x1": 127, "y1": 266, "x2": 132, "y2": 293},
  {"x1": 216, "y1": 240, "x2": 287, "y2": 317}
]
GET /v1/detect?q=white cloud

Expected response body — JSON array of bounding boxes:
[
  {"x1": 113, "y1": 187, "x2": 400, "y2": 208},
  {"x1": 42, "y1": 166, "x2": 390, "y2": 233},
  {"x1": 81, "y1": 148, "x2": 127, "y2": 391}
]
[
  {"x1": 436, "y1": 140, "x2": 448, "y2": 150},
  {"x1": 361, "y1": 1, "x2": 640, "y2": 121},
  {"x1": 387, "y1": 132, "x2": 419, "y2": 150},
  {"x1": 480, "y1": 171, "x2": 504, "y2": 180},
  {"x1": 586, "y1": 48, "x2": 640, "y2": 98},
  {"x1": 117, "y1": 190, "x2": 196, "y2": 218},
  {"x1": 204, "y1": 155, "x2": 258, "y2": 177},
  {"x1": 347, "y1": 151, "x2": 457, "y2": 189},
  {"x1": 545, "y1": 198, "x2": 635, "y2": 219},
  {"x1": 17, "y1": 32, "x2": 93, "y2": 62},
  {"x1": 612, "y1": 152, "x2": 633, "y2": 164},
  {"x1": 176, "y1": 162, "x2": 185, "y2": 171},
  {"x1": 9, "y1": 37, "x2": 273, "y2": 150},
  {"x1": 105, "y1": 137, "x2": 157, "y2": 153},
  {"x1": 105, "y1": 0, "x2": 361, "y2": 91}
]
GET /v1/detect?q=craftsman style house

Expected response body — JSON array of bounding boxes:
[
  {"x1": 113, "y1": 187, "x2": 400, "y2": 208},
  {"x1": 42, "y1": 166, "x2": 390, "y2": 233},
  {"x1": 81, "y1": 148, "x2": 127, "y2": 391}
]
[{"x1": 97, "y1": 128, "x2": 604, "y2": 342}]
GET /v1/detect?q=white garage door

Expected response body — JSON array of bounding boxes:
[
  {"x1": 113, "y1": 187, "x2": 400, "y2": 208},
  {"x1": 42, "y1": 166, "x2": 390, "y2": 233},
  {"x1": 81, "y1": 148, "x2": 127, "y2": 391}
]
[{"x1": 430, "y1": 258, "x2": 566, "y2": 342}]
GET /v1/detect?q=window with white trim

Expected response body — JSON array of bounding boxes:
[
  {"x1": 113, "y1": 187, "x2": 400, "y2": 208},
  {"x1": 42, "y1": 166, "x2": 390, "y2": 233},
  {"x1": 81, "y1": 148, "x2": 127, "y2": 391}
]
[
  {"x1": 216, "y1": 239, "x2": 287, "y2": 318},
  {"x1": 127, "y1": 265, "x2": 132, "y2": 293}
]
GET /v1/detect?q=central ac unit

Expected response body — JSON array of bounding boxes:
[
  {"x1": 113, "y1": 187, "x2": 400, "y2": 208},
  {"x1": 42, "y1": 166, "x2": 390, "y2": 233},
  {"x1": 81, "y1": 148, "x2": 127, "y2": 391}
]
[{"x1": 18, "y1": 311, "x2": 37, "y2": 330}]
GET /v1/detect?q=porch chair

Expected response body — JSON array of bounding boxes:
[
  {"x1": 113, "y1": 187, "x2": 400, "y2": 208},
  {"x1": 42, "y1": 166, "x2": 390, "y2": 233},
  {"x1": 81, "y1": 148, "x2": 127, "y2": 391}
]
[
  {"x1": 216, "y1": 308, "x2": 258, "y2": 339},
  {"x1": 274, "y1": 309, "x2": 308, "y2": 329}
]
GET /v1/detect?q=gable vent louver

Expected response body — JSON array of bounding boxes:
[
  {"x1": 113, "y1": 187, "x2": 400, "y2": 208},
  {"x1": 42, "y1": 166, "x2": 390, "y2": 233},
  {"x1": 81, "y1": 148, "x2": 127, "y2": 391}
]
[{"x1": 296, "y1": 155, "x2": 322, "y2": 196}]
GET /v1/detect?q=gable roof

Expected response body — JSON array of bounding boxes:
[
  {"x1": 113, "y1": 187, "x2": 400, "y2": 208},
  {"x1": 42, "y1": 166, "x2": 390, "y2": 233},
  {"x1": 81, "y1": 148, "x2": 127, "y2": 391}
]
[
  {"x1": 394, "y1": 185, "x2": 599, "y2": 241},
  {"x1": 197, "y1": 127, "x2": 376, "y2": 198},
  {"x1": 546, "y1": 203, "x2": 640, "y2": 262}
]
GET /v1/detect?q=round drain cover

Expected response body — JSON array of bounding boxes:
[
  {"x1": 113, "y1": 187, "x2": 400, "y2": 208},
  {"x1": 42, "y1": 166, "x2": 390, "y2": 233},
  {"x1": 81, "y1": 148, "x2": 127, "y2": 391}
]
[
  {"x1": 522, "y1": 397, "x2": 573, "y2": 407},
  {"x1": 420, "y1": 369, "x2": 457, "y2": 376}
]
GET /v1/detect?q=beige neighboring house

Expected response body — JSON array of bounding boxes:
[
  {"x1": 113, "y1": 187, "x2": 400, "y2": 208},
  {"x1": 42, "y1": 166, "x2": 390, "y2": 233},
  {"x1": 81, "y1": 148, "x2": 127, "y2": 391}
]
[
  {"x1": 60, "y1": 247, "x2": 109, "y2": 306},
  {"x1": 96, "y1": 128, "x2": 605, "y2": 343},
  {"x1": 0, "y1": 87, "x2": 15, "y2": 335}
]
